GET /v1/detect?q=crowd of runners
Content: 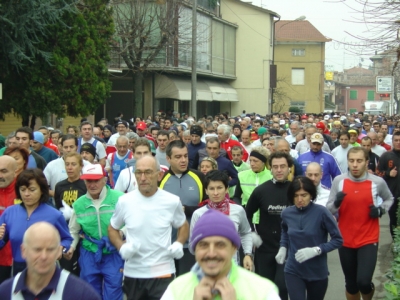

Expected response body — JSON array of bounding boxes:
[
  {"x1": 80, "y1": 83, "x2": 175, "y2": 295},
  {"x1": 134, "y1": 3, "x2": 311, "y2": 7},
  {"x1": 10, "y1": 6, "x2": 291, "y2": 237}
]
[{"x1": 0, "y1": 109, "x2": 398, "y2": 300}]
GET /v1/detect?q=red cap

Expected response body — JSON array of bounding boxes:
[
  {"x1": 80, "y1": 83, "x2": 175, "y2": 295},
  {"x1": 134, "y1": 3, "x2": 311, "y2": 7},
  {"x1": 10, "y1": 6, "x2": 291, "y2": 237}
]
[
  {"x1": 136, "y1": 121, "x2": 146, "y2": 131},
  {"x1": 301, "y1": 115, "x2": 307, "y2": 120},
  {"x1": 316, "y1": 122, "x2": 325, "y2": 130}
]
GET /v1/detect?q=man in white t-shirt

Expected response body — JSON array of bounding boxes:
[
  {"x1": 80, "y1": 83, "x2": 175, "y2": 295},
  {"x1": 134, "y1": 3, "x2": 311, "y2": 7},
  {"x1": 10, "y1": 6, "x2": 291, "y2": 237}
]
[
  {"x1": 78, "y1": 121, "x2": 106, "y2": 167},
  {"x1": 240, "y1": 130, "x2": 254, "y2": 155},
  {"x1": 331, "y1": 132, "x2": 352, "y2": 173},
  {"x1": 285, "y1": 121, "x2": 300, "y2": 148},
  {"x1": 114, "y1": 138, "x2": 152, "y2": 193},
  {"x1": 305, "y1": 162, "x2": 330, "y2": 206},
  {"x1": 108, "y1": 156, "x2": 189, "y2": 300},
  {"x1": 44, "y1": 134, "x2": 90, "y2": 197},
  {"x1": 367, "y1": 131, "x2": 386, "y2": 157},
  {"x1": 107, "y1": 120, "x2": 129, "y2": 146}
]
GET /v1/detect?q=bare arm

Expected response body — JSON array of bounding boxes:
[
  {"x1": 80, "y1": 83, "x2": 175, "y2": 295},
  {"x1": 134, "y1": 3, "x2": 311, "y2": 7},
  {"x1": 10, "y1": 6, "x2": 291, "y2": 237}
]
[
  {"x1": 108, "y1": 224, "x2": 125, "y2": 251},
  {"x1": 176, "y1": 220, "x2": 189, "y2": 245},
  {"x1": 99, "y1": 158, "x2": 106, "y2": 168}
]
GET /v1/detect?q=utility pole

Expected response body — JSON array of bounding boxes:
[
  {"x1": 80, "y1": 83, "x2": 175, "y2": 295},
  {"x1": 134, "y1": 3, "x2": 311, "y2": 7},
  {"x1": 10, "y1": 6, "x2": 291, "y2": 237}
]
[{"x1": 191, "y1": 0, "x2": 197, "y2": 119}]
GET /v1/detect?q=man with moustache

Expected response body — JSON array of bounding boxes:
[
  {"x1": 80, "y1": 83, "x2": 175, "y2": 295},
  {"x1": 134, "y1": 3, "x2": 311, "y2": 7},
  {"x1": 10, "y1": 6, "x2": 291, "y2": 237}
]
[
  {"x1": 109, "y1": 156, "x2": 189, "y2": 300},
  {"x1": 161, "y1": 210, "x2": 280, "y2": 300}
]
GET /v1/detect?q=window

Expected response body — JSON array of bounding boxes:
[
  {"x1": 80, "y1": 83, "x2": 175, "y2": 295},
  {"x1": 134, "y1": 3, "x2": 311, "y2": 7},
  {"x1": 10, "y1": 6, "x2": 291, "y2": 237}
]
[
  {"x1": 290, "y1": 101, "x2": 305, "y2": 112},
  {"x1": 349, "y1": 90, "x2": 357, "y2": 100},
  {"x1": 349, "y1": 108, "x2": 357, "y2": 114},
  {"x1": 367, "y1": 90, "x2": 375, "y2": 101},
  {"x1": 292, "y1": 69, "x2": 305, "y2": 85},
  {"x1": 292, "y1": 49, "x2": 305, "y2": 56}
]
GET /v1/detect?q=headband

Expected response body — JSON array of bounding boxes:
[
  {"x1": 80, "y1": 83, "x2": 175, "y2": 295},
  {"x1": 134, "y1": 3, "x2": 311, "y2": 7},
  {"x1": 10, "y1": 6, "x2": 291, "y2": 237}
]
[{"x1": 250, "y1": 151, "x2": 267, "y2": 163}]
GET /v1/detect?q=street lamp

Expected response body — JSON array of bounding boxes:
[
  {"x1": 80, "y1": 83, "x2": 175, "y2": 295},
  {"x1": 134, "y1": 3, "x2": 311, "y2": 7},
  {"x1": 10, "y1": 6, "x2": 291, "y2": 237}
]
[{"x1": 345, "y1": 86, "x2": 350, "y2": 113}]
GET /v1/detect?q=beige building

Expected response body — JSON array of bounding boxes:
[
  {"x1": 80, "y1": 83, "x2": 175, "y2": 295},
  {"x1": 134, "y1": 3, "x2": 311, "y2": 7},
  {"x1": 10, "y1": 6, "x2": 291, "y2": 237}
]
[
  {"x1": 103, "y1": 0, "x2": 279, "y2": 120},
  {"x1": 220, "y1": 0, "x2": 278, "y2": 115},
  {"x1": 274, "y1": 20, "x2": 330, "y2": 113}
]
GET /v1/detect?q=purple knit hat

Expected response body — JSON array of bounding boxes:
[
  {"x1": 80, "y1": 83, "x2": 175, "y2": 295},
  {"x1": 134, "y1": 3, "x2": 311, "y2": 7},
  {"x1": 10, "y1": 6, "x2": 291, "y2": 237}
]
[{"x1": 189, "y1": 209, "x2": 241, "y2": 254}]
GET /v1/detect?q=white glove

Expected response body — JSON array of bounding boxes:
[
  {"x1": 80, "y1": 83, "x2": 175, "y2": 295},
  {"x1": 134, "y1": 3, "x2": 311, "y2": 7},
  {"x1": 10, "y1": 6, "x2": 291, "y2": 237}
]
[
  {"x1": 251, "y1": 232, "x2": 263, "y2": 248},
  {"x1": 119, "y1": 242, "x2": 140, "y2": 260},
  {"x1": 275, "y1": 247, "x2": 287, "y2": 264},
  {"x1": 168, "y1": 241, "x2": 184, "y2": 259},
  {"x1": 295, "y1": 247, "x2": 320, "y2": 263},
  {"x1": 60, "y1": 200, "x2": 73, "y2": 221}
]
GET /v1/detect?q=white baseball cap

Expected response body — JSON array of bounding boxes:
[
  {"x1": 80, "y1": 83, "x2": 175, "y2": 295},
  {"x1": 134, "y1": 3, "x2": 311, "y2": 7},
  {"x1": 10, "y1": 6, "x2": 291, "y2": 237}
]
[{"x1": 80, "y1": 164, "x2": 104, "y2": 180}]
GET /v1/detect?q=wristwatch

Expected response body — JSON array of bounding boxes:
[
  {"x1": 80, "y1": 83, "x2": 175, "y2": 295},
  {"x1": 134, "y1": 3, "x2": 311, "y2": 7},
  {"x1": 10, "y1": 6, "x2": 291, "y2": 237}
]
[{"x1": 245, "y1": 253, "x2": 254, "y2": 260}]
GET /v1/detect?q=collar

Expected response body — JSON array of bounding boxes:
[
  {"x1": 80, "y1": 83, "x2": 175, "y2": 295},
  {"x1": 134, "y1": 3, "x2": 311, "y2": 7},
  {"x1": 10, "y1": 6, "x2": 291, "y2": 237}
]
[
  {"x1": 191, "y1": 262, "x2": 233, "y2": 283},
  {"x1": 86, "y1": 186, "x2": 107, "y2": 201},
  {"x1": 14, "y1": 267, "x2": 60, "y2": 295},
  {"x1": 295, "y1": 201, "x2": 314, "y2": 212},
  {"x1": 272, "y1": 178, "x2": 289, "y2": 184},
  {"x1": 346, "y1": 171, "x2": 368, "y2": 182},
  {"x1": 233, "y1": 161, "x2": 243, "y2": 167},
  {"x1": 253, "y1": 166, "x2": 268, "y2": 174},
  {"x1": 0, "y1": 179, "x2": 16, "y2": 194},
  {"x1": 310, "y1": 149, "x2": 322, "y2": 155},
  {"x1": 317, "y1": 182, "x2": 330, "y2": 191},
  {"x1": 167, "y1": 168, "x2": 189, "y2": 176},
  {"x1": 190, "y1": 141, "x2": 203, "y2": 147}
]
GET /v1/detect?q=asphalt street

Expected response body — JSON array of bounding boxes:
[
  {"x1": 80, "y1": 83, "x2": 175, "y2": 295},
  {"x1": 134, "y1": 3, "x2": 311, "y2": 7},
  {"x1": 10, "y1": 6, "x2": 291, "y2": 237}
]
[
  {"x1": 324, "y1": 214, "x2": 393, "y2": 300},
  {"x1": 122, "y1": 215, "x2": 394, "y2": 300}
]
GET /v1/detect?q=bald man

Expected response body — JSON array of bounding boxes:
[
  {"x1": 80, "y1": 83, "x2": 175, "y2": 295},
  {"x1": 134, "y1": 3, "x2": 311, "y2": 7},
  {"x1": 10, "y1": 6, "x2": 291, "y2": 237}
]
[
  {"x1": 305, "y1": 162, "x2": 330, "y2": 206},
  {"x1": 0, "y1": 156, "x2": 17, "y2": 283},
  {"x1": 367, "y1": 132, "x2": 386, "y2": 157},
  {"x1": 109, "y1": 155, "x2": 189, "y2": 300},
  {"x1": 0, "y1": 222, "x2": 100, "y2": 299}
]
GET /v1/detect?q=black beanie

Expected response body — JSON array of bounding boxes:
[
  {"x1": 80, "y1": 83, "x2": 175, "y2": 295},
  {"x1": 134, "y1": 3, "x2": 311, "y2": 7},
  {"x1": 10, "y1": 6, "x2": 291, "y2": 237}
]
[
  {"x1": 80, "y1": 143, "x2": 96, "y2": 158},
  {"x1": 233, "y1": 124, "x2": 241, "y2": 130},
  {"x1": 190, "y1": 125, "x2": 203, "y2": 137}
]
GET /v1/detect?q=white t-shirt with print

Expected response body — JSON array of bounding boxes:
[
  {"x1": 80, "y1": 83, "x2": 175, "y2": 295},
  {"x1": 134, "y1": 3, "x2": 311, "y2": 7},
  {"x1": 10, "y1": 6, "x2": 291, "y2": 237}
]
[{"x1": 110, "y1": 188, "x2": 186, "y2": 278}]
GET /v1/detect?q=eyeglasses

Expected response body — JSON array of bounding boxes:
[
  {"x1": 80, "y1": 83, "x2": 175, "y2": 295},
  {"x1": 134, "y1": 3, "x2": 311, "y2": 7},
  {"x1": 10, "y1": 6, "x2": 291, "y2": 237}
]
[{"x1": 134, "y1": 170, "x2": 155, "y2": 177}]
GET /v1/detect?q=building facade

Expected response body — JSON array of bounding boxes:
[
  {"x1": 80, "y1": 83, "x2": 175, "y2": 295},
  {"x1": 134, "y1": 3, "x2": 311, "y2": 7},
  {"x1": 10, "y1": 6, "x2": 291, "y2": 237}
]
[
  {"x1": 100, "y1": 0, "x2": 279, "y2": 121},
  {"x1": 334, "y1": 67, "x2": 382, "y2": 114},
  {"x1": 274, "y1": 20, "x2": 330, "y2": 113}
]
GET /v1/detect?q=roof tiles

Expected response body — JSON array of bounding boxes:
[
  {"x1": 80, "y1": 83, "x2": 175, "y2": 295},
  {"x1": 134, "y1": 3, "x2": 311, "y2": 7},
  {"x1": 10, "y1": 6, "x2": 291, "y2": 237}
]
[{"x1": 275, "y1": 20, "x2": 331, "y2": 42}]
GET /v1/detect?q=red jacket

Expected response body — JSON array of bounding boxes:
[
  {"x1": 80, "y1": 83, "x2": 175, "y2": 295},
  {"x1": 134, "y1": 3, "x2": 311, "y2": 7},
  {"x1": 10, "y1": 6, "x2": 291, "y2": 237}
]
[
  {"x1": 0, "y1": 180, "x2": 16, "y2": 266},
  {"x1": 44, "y1": 140, "x2": 60, "y2": 156},
  {"x1": 379, "y1": 142, "x2": 391, "y2": 151},
  {"x1": 220, "y1": 139, "x2": 249, "y2": 161}
]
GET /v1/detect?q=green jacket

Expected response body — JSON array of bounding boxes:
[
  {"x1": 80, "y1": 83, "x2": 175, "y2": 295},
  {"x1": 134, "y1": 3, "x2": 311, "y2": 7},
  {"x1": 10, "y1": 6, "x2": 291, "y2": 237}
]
[
  {"x1": 228, "y1": 161, "x2": 251, "y2": 197},
  {"x1": 73, "y1": 186, "x2": 123, "y2": 254},
  {"x1": 238, "y1": 167, "x2": 272, "y2": 224},
  {"x1": 164, "y1": 262, "x2": 278, "y2": 300}
]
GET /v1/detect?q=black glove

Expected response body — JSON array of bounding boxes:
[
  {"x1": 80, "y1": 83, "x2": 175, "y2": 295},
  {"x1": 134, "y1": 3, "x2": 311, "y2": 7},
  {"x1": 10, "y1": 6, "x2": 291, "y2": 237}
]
[
  {"x1": 334, "y1": 192, "x2": 347, "y2": 208},
  {"x1": 369, "y1": 205, "x2": 385, "y2": 218}
]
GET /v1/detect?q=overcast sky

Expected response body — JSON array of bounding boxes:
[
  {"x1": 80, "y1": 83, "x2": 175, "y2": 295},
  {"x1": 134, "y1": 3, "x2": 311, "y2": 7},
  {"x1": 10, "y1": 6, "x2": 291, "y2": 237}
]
[{"x1": 249, "y1": 0, "x2": 387, "y2": 72}]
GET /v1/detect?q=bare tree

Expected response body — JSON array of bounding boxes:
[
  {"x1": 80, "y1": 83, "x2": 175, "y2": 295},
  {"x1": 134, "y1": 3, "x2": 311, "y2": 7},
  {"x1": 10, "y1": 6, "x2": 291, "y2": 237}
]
[
  {"x1": 332, "y1": 0, "x2": 400, "y2": 112},
  {"x1": 111, "y1": 0, "x2": 184, "y2": 116},
  {"x1": 335, "y1": 0, "x2": 400, "y2": 55},
  {"x1": 273, "y1": 76, "x2": 293, "y2": 113}
]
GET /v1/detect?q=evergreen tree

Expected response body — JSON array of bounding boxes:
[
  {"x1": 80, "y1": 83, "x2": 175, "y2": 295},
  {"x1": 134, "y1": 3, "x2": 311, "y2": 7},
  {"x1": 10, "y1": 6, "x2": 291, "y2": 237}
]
[{"x1": 0, "y1": 0, "x2": 114, "y2": 125}]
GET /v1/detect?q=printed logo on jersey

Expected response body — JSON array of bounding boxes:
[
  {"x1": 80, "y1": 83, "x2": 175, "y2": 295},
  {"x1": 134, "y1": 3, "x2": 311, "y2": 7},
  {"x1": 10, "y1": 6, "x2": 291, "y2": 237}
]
[
  {"x1": 62, "y1": 190, "x2": 80, "y2": 206},
  {"x1": 267, "y1": 205, "x2": 287, "y2": 215}
]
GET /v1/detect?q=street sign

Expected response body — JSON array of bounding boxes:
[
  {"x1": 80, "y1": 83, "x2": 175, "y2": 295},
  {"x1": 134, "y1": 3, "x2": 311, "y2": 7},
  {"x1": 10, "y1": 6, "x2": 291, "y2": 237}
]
[{"x1": 376, "y1": 76, "x2": 394, "y2": 93}]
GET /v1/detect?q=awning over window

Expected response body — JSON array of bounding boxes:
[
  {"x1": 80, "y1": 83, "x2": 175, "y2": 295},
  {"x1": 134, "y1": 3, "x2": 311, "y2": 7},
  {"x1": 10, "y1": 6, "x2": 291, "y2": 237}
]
[
  {"x1": 154, "y1": 74, "x2": 237, "y2": 102},
  {"x1": 204, "y1": 80, "x2": 238, "y2": 102}
]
